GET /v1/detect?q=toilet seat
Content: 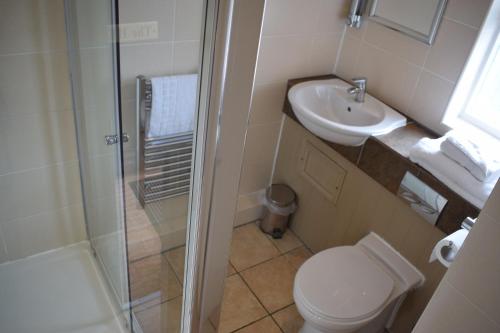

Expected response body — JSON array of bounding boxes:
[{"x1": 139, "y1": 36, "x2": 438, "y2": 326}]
[{"x1": 294, "y1": 246, "x2": 394, "y2": 324}]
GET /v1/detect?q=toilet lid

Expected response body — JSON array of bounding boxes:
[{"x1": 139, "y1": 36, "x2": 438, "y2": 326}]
[{"x1": 295, "y1": 246, "x2": 394, "y2": 321}]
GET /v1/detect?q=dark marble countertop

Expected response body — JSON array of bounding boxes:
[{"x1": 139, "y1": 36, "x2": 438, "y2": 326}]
[{"x1": 283, "y1": 75, "x2": 479, "y2": 235}]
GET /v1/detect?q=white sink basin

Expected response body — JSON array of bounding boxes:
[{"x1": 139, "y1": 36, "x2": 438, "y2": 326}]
[{"x1": 288, "y1": 78, "x2": 407, "y2": 146}]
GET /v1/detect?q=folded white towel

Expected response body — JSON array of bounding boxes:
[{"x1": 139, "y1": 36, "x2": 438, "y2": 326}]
[
  {"x1": 440, "y1": 130, "x2": 500, "y2": 182},
  {"x1": 147, "y1": 74, "x2": 198, "y2": 138},
  {"x1": 409, "y1": 137, "x2": 498, "y2": 208}
]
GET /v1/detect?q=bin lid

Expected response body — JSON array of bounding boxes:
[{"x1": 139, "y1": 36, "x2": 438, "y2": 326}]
[{"x1": 267, "y1": 184, "x2": 296, "y2": 207}]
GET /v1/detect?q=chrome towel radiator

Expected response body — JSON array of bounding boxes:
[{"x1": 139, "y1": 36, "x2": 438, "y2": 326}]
[{"x1": 137, "y1": 75, "x2": 193, "y2": 205}]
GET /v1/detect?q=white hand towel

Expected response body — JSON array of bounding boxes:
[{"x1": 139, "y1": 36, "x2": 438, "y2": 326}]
[
  {"x1": 409, "y1": 137, "x2": 498, "y2": 209},
  {"x1": 440, "y1": 130, "x2": 500, "y2": 182},
  {"x1": 147, "y1": 74, "x2": 198, "y2": 138}
]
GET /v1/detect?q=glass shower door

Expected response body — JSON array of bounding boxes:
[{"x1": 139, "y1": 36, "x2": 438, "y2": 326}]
[
  {"x1": 64, "y1": 0, "x2": 132, "y2": 327},
  {"x1": 66, "y1": 0, "x2": 215, "y2": 331}
]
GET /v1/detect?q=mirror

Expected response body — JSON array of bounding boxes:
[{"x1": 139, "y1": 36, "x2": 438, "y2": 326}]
[
  {"x1": 367, "y1": 0, "x2": 448, "y2": 45},
  {"x1": 398, "y1": 172, "x2": 448, "y2": 225}
]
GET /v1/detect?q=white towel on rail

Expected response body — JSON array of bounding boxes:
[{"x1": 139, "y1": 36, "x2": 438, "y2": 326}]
[
  {"x1": 147, "y1": 74, "x2": 198, "y2": 138},
  {"x1": 409, "y1": 137, "x2": 498, "y2": 209},
  {"x1": 440, "y1": 130, "x2": 500, "y2": 182}
]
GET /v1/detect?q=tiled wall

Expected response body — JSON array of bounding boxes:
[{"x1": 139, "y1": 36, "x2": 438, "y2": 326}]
[
  {"x1": 414, "y1": 182, "x2": 500, "y2": 332},
  {"x1": 237, "y1": 0, "x2": 348, "y2": 196},
  {"x1": 336, "y1": 0, "x2": 492, "y2": 134},
  {"x1": 0, "y1": 0, "x2": 86, "y2": 263},
  {"x1": 274, "y1": 118, "x2": 448, "y2": 333},
  {"x1": 118, "y1": 0, "x2": 204, "y2": 177}
]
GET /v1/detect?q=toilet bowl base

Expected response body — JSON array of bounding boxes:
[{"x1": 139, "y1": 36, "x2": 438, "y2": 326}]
[
  {"x1": 299, "y1": 321, "x2": 357, "y2": 333},
  {"x1": 297, "y1": 299, "x2": 397, "y2": 333}
]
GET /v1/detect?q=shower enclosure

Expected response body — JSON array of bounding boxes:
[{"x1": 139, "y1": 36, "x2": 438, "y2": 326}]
[{"x1": 0, "y1": 0, "x2": 215, "y2": 331}]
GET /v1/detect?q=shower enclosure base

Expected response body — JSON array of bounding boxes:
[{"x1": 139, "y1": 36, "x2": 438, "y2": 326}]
[{"x1": 0, "y1": 242, "x2": 128, "y2": 333}]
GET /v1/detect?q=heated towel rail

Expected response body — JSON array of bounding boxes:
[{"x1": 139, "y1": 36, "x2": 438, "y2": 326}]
[{"x1": 136, "y1": 75, "x2": 193, "y2": 206}]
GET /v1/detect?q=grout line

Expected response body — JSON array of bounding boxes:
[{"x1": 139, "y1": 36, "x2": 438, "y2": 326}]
[
  {"x1": 0, "y1": 202, "x2": 84, "y2": 230},
  {"x1": 420, "y1": 68, "x2": 456, "y2": 85},
  {"x1": 270, "y1": 314, "x2": 286, "y2": 333},
  {"x1": 119, "y1": 39, "x2": 201, "y2": 48},
  {"x1": 227, "y1": 314, "x2": 269, "y2": 333},
  {"x1": 444, "y1": 280, "x2": 500, "y2": 328},
  {"x1": 361, "y1": 39, "x2": 423, "y2": 69},
  {"x1": 238, "y1": 270, "x2": 270, "y2": 314},
  {"x1": 269, "y1": 303, "x2": 295, "y2": 316},
  {"x1": 0, "y1": 158, "x2": 80, "y2": 178},
  {"x1": 223, "y1": 225, "x2": 310, "y2": 332},
  {"x1": 170, "y1": 0, "x2": 177, "y2": 72},
  {"x1": 442, "y1": 16, "x2": 480, "y2": 31},
  {"x1": 133, "y1": 294, "x2": 183, "y2": 315},
  {"x1": 0, "y1": 224, "x2": 9, "y2": 262},
  {"x1": 232, "y1": 222, "x2": 310, "y2": 274},
  {"x1": 0, "y1": 49, "x2": 68, "y2": 58},
  {"x1": 333, "y1": 24, "x2": 347, "y2": 74},
  {"x1": 0, "y1": 108, "x2": 74, "y2": 118},
  {"x1": 405, "y1": 47, "x2": 432, "y2": 114},
  {"x1": 261, "y1": 31, "x2": 343, "y2": 39},
  {"x1": 268, "y1": 116, "x2": 286, "y2": 187},
  {"x1": 164, "y1": 256, "x2": 184, "y2": 289}
]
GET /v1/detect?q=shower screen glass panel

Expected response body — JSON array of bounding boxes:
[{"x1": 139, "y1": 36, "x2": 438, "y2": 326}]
[
  {"x1": 65, "y1": 0, "x2": 132, "y2": 325},
  {"x1": 118, "y1": 0, "x2": 206, "y2": 331},
  {"x1": 0, "y1": 0, "x2": 211, "y2": 330}
]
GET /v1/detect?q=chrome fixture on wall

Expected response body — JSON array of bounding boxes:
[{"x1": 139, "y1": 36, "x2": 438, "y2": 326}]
[
  {"x1": 136, "y1": 75, "x2": 193, "y2": 205},
  {"x1": 346, "y1": 0, "x2": 366, "y2": 28}
]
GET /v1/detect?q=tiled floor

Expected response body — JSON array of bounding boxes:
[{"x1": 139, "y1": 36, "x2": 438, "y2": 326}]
[
  {"x1": 217, "y1": 222, "x2": 312, "y2": 333},
  {"x1": 132, "y1": 221, "x2": 311, "y2": 333},
  {"x1": 132, "y1": 243, "x2": 238, "y2": 333}
]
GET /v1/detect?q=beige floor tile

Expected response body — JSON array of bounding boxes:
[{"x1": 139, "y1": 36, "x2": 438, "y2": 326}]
[
  {"x1": 129, "y1": 254, "x2": 160, "y2": 302},
  {"x1": 129, "y1": 253, "x2": 182, "y2": 303},
  {"x1": 227, "y1": 262, "x2": 237, "y2": 276},
  {"x1": 127, "y1": 224, "x2": 162, "y2": 262},
  {"x1": 234, "y1": 316, "x2": 282, "y2": 333},
  {"x1": 230, "y1": 223, "x2": 280, "y2": 271},
  {"x1": 218, "y1": 274, "x2": 267, "y2": 333},
  {"x1": 240, "y1": 255, "x2": 296, "y2": 313},
  {"x1": 266, "y1": 228, "x2": 303, "y2": 253},
  {"x1": 285, "y1": 246, "x2": 312, "y2": 271},
  {"x1": 164, "y1": 246, "x2": 186, "y2": 283},
  {"x1": 272, "y1": 304, "x2": 304, "y2": 333},
  {"x1": 160, "y1": 255, "x2": 183, "y2": 301},
  {"x1": 135, "y1": 296, "x2": 183, "y2": 333}
]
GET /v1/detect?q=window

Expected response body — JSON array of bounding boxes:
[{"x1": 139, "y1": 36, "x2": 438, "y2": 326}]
[{"x1": 443, "y1": 0, "x2": 500, "y2": 141}]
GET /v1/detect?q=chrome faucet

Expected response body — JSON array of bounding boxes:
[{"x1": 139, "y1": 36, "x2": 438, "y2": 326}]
[{"x1": 347, "y1": 77, "x2": 367, "y2": 103}]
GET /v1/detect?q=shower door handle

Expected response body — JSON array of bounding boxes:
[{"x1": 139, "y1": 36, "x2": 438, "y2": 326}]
[{"x1": 105, "y1": 133, "x2": 129, "y2": 145}]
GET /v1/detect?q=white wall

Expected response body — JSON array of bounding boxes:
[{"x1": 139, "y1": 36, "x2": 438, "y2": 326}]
[
  {"x1": 0, "y1": 0, "x2": 86, "y2": 263},
  {"x1": 237, "y1": 0, "x2": 348, "y2": 197},
  {"x1": 236, "y1": 0, "x2": 492, "y2": 212},
  {"x1": 413, "y1": 180, "x2": 500, "y2": 332}
]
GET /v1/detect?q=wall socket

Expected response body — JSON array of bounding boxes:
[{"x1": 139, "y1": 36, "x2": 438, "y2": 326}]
[{"x1": 119, "y1": 21, "x2": 159, "y2": 42}]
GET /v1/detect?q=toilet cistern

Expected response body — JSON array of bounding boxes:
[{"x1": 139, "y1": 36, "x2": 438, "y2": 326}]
[{"x1": 347, "y1": 77, "x2": 367, "y2": 103}]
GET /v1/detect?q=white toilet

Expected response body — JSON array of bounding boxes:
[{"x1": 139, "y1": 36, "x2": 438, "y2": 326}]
[{"x1": 293, "y1": 232, "x2": 425, "y2": 333}]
